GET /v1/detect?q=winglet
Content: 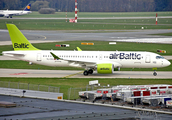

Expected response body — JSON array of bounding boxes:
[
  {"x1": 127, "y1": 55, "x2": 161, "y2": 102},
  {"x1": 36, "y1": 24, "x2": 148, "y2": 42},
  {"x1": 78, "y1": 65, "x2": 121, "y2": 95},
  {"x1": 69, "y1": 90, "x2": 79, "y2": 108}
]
[
  {"x1": 77, "y1": 47, "x2": 82, "y2": 51},
  {"x1": 50, "y1": 52, "x2": 61, "y2": 60}
]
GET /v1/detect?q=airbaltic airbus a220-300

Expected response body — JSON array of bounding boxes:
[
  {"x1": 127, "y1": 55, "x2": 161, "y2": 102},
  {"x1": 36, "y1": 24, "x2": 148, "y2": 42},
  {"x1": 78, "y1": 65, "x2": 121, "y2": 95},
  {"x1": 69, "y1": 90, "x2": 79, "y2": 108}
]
[{"x1": 2, "y1": 24, "x2": 171, "y2": 76}]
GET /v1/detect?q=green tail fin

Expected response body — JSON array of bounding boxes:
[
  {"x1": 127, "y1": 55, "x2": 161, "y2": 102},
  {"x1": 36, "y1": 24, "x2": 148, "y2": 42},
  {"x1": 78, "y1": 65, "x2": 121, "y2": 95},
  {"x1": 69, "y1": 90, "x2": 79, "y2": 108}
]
[{"x1": 6, "y1": 24, "x2": 39, "y2": 51}]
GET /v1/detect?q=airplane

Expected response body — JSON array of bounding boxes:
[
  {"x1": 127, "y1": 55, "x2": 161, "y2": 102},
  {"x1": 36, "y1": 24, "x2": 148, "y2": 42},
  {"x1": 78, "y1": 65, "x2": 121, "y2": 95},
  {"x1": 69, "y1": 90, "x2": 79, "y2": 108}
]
[
  {"x1": 2, "y1": 24, "x2": 171, "y2": 76},
  {"x1": 0, "y1": 3, "x2": 32, "y2": 18}
]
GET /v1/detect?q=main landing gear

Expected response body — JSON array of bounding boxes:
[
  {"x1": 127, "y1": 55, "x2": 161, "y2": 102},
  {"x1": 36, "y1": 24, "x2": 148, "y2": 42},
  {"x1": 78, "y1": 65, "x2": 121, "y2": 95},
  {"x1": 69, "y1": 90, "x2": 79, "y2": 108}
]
[
  {"x1": 153, "y1": 70, "x2": 157, "y2": 76},
  {"x1": 83, "y1": 69, "x2": 93, "y2": 76}
]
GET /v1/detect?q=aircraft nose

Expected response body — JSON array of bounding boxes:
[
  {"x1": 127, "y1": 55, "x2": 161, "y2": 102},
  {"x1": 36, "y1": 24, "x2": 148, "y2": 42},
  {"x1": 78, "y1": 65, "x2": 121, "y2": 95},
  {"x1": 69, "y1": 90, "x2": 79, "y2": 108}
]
[{"x1": 164, "y1": 60, "x2": 171, "y2": 67}]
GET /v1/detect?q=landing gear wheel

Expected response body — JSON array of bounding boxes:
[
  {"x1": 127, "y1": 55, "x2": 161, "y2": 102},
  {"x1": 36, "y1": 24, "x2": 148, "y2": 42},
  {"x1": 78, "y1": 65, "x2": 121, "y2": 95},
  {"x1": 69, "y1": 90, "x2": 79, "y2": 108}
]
[
  {"x1": 88, "y1": 69, "x2": 93, "y2": 74},
  {"x1": 153, "y1": 71, "x2": 157, "y2": 76},
  {"x1": 83, "y1": 70, "x2": 88, "y2": 76}
]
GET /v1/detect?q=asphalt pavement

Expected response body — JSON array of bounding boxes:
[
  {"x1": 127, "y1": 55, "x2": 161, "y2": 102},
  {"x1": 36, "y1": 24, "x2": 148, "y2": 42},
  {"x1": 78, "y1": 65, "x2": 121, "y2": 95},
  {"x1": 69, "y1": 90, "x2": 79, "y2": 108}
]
[
  {"x1": 0, "y1": 29, "x2": 172, "y2": 43},
  {"x1": 0, "y1": 68, "x2": 172, "y2": 79},
  {"x1": 1, "y1": 95, "x2": 172, "y2": 120}
]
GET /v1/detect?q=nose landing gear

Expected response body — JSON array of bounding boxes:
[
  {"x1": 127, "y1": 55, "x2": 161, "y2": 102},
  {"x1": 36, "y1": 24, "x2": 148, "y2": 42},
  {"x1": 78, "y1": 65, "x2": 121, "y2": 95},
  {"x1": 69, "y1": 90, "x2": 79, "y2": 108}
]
[
  {"x1": 153, "y1": 70, "x2": 157, "y2": 76},
  {"x1": 152, "y1": 68, "x2": 157, "y2": 76}
]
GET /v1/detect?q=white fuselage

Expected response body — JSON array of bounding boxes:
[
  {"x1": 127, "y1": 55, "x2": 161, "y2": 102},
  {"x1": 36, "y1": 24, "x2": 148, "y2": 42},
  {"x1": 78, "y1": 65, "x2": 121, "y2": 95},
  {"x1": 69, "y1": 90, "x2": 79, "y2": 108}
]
[
  {"x1": 0, "y1": 10, "x2": 31, "y2": 17},
  {"x1": 3, "y1": 50, "x2": 171, "y2": 69}
]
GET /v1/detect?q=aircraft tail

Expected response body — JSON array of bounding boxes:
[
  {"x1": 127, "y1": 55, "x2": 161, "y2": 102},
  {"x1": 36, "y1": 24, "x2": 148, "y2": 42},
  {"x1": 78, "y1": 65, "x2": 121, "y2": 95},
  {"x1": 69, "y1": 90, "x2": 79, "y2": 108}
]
[
  {"x1": 24, "y1": 3, "x2": 31, "y2": 11},
  {"x1": 6, "y1": 24, "x2": 39, "y2": 51}
]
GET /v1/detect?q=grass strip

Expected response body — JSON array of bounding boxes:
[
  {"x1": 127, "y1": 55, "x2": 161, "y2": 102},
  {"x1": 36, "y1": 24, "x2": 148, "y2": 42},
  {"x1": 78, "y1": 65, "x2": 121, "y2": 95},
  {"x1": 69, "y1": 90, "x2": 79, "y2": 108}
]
[
  {"x1": 14, "y1": 12, "x2": 172, "y2": 18},
  {"x1": 151, "y1": 32, "x2": 172, "y2": 36},
  {"x1": 1, "y1": 41, "x2": 172, "y2": 55},
  {"x1": 0, "y1": 18, "x2": 172, "y2": 30}
]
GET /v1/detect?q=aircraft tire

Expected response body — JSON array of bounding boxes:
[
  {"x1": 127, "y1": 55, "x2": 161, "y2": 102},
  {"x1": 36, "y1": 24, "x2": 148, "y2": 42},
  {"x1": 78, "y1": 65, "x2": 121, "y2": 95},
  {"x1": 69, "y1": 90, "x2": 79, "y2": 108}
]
[
  {"x1": 153, "y1": 72, "x2": 157, "y2": 76},
  {"x1": 83, "y1": 70, "x2": 88, "y2": 76},
  {"x1": 88, "y1": 69, "x2": 93, "y2": 74}
]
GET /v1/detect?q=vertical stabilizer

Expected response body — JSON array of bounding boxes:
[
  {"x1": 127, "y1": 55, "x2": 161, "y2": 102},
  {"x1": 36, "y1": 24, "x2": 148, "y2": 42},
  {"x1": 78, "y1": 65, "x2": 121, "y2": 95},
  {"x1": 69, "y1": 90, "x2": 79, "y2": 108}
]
[
  {"x1": 6, "y1": 24, "x2": 39, "y2": 51},
  {"x1": 24, "y1": 3, "x2": 31, "y2": 11}
]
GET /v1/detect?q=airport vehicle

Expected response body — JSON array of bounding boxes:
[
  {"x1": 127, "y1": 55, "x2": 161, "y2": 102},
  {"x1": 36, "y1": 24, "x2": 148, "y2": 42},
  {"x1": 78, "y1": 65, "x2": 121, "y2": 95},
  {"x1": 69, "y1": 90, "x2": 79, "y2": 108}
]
[
  {"x1": 2, "y1": 24, "x2": 171, "y2": 76},
  {"x1": 0, "y1": 3, "x2": 31, "y2": 18}
]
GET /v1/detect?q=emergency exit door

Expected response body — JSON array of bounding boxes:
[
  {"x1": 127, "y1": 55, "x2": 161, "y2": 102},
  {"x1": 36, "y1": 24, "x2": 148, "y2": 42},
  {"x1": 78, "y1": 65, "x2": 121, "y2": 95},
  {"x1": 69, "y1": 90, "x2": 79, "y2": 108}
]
[{"x1": 99, "y1": 54, "x2": 102, "y2": 60}]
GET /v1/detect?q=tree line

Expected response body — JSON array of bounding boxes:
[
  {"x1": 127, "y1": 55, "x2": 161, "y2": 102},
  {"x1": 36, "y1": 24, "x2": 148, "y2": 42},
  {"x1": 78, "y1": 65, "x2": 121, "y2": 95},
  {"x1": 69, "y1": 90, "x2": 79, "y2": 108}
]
[{"x1": 0, "y1": 0, "x2": 171, "y2": 12}]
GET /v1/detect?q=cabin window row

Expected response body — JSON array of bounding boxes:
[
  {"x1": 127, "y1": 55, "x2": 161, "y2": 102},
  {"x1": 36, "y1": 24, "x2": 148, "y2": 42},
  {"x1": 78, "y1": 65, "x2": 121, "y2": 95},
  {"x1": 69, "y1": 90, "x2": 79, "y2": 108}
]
[
  {"x1": 43, "y1": 55, "x2": 110, "y2": 59},
  {"x1": 43, "y1": 55, "x2": 98, "y2": 58}
]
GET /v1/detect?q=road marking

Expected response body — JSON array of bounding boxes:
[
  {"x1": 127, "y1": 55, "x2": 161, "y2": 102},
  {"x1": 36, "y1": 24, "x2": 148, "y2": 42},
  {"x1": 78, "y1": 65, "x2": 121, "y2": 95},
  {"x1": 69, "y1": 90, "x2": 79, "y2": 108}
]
[
  {"x1": 10, "y1": 72, "x2": 28, "y2": 75},
  {"x1": 62, "y1": 71, "x2": 83, "y2": 78}
]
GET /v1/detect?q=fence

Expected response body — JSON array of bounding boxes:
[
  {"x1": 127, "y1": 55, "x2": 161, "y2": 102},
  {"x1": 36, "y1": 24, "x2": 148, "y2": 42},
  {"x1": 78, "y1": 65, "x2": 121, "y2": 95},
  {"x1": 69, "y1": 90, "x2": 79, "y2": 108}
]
[
  {"x1": 68, "y1": 85, "x2": 110, "y2": 100},
  {"x1": 68, "y1": 88, "x2": 82, "y2": 100},
  {"x1": 0, "y1": 81, "x2": 60, "y2": 93}
]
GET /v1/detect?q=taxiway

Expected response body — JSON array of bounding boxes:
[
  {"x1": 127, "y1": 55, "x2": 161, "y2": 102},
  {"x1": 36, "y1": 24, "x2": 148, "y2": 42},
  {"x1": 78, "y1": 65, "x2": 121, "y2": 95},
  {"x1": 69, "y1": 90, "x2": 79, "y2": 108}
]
[
  {"x1": 0, "y1": 68, "x2": 172, "y2": 79},
  {"x1": 0, "y1": 29, "x2": 172, "y2": 44}
]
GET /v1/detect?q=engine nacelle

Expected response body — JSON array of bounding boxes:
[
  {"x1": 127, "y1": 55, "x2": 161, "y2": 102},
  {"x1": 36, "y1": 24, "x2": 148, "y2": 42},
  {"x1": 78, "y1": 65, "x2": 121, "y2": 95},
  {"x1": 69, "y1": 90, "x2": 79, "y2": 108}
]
[{"x1": 97, "y1": 63, "x2": 114, "y2": 74}]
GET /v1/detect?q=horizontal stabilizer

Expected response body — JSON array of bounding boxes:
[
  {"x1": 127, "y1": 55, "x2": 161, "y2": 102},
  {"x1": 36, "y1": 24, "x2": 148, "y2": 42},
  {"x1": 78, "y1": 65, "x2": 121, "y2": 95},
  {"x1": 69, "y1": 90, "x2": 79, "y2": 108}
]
[{"x1": 2, "y1": 51, "x2": 25, "y2": 57}]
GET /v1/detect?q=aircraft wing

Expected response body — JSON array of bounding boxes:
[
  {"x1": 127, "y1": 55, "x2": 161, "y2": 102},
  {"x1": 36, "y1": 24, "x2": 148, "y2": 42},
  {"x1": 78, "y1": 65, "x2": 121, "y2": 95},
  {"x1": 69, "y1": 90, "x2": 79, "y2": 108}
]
[
  {"x1": 50, "y1": 52, "x2": 121, "y2": 68},
  {"x1": 4, "y1": 14, "x2": 13, "y2": 17},
  {"x1": 0, "y1": 11, "x2": 4, "y2": 17},
  {"x1": 7, "y1": 12, "x2": 22, "y2": 16},
  {"x1": 50, "y1": 52, "x2": 96, "y2": 68},
  {"x1": 0, "y1": 12, "x2": 7, "y2": 17},
  {"x1": 50, "y1": 52, "x2": 95, "y2": 63},
  {"x1": 0, "y1": 13, "x2": 13, "y2": 17},
  {"x1": 0, "y1": 14, "x2": 4, "y2": 17}
]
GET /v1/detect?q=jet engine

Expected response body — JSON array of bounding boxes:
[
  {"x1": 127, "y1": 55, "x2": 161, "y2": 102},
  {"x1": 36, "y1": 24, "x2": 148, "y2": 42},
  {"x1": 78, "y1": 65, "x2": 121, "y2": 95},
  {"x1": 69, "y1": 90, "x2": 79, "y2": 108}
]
[{"x1": 97, "y1": 63, "x2": 114, "y2": 74}]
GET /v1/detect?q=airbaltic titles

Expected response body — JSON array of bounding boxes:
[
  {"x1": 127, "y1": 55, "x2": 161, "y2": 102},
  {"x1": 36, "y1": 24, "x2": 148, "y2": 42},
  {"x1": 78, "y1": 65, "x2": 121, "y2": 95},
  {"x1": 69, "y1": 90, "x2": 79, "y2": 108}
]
[
  {"x1": 109, "y1": 53, "x2": 141, "y2": 60},
  {"x1": 14, "y1": 43, "x2": 29, "y2": 49}
]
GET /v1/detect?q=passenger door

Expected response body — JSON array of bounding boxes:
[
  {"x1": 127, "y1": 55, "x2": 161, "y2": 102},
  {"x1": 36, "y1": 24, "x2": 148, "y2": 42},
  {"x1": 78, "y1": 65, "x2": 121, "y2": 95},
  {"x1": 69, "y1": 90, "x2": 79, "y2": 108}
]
[
  {"x1": 37, "y1": 53, "x2": 42, "y2": 61},
  {"x1": 145, "y1": 55, "x2": 150, "y2": 63}
]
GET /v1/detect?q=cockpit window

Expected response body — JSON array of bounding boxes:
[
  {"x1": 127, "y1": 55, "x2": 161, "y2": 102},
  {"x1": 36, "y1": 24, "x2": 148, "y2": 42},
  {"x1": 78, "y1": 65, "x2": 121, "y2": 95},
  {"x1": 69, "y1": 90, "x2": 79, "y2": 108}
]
[{"x1": 156, "y1": 56, "x2": 164, "y2": 59}]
